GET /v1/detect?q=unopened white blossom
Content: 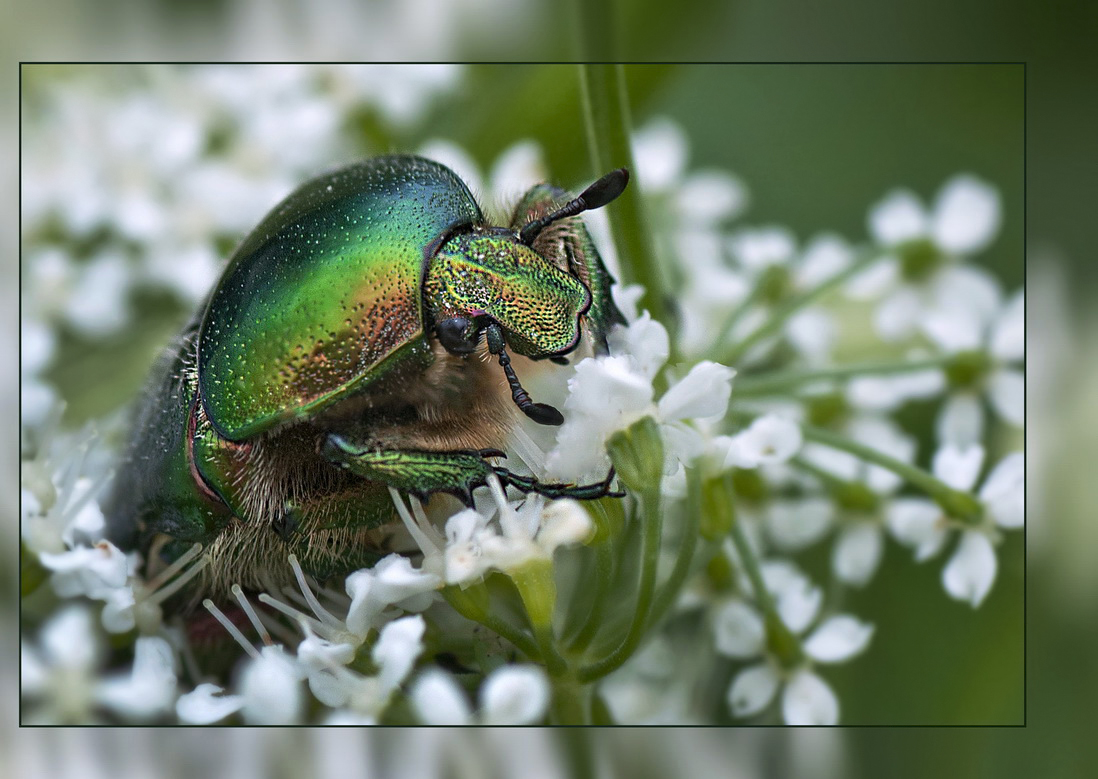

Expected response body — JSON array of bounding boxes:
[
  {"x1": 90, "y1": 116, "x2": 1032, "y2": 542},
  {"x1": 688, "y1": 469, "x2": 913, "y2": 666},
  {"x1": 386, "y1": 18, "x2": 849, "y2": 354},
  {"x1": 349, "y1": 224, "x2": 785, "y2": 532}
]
[{"x1": 410, "y1": 664, "x2": 550, "y2": 726}]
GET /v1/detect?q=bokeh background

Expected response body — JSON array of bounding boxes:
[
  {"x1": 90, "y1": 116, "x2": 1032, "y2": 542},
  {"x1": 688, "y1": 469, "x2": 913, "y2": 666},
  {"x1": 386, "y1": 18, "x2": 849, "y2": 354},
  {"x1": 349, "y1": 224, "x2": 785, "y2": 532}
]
[{"x1": 7, "y1": 0, "x2": 1092, "y2": 776}]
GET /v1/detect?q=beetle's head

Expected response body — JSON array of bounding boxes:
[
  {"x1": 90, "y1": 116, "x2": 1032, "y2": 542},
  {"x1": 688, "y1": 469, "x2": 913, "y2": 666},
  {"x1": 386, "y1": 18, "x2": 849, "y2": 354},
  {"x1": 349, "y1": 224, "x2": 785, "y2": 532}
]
[{"x1": 424, "y1": 168, "x2": 629, "y2": 426}]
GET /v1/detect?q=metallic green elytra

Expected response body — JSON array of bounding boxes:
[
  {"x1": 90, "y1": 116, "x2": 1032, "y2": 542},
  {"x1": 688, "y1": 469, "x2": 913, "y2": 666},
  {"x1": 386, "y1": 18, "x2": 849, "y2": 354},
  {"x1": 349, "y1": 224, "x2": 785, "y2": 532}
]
[{"x1": 105, "y1": 154, "x2": 628, "y2": 608}]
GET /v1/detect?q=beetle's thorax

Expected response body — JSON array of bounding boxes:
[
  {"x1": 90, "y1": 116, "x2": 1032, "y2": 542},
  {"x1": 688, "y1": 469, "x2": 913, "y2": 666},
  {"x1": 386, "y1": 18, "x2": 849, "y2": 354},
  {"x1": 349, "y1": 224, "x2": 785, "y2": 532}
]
[{"x1": 424, "y1": 228, "x2": 590, "y2": 358}]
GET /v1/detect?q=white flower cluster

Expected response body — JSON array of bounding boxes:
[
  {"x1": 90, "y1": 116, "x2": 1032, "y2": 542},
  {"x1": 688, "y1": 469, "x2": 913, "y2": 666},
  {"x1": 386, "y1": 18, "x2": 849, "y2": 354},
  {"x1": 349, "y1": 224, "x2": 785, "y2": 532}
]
[{"x1": 20, "y1": 68, "x2": 1023, "y2": 727}]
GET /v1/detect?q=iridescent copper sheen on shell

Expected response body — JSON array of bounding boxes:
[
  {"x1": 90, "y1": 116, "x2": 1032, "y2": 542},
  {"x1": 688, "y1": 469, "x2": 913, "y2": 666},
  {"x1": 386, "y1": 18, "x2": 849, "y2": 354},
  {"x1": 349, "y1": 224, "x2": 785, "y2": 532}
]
[{"x1": 198, "y1": 156, "x2": 482, "y2": 441}]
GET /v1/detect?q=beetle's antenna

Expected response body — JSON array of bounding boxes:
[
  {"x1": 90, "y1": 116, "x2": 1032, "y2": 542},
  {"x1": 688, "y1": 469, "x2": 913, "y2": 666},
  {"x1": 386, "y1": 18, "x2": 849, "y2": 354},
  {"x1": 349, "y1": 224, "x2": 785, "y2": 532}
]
[
  {"x1": 519, "y1": 168, "x2": 629, "y2": 246},
  {"x1": 485, "y1": 323, "x2": 564, "y2": 426}
]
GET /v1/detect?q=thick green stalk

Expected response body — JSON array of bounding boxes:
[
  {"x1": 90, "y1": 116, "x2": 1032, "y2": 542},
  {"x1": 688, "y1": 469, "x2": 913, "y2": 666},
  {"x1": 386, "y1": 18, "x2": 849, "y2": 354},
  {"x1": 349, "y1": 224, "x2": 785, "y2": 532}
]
[
  {"x1": 577, "y1": 486, "x2": 663, "y2": 682},
  {"x1": 578, "y1": 64, "x2": 671, "y2": 331},
  {"x1": 441, "y1": 586, "x2": 543, "y2": 663},
  {"x1": 567, "y1": 537, "x2": 615, "y2": 654},
  {"x1": 648, "y1": 467, "x2": 704, "y2": 626}
]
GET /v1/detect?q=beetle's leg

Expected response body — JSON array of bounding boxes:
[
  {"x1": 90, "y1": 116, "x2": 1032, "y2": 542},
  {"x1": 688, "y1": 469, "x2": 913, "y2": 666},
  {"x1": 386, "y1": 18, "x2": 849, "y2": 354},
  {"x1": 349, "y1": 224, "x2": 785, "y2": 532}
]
[
  {"x1": 484, "y1": 322, "x2": 565, "y2": 426},
  {"x1": 492, "y1": 466, "x2": 624, "y2": 501},
  {"x1": 322, "y1": 434, "x2": 622, "y2": 504},
  {"x1": 322, "y1": 434, "x2": 501, "y2": 505}
]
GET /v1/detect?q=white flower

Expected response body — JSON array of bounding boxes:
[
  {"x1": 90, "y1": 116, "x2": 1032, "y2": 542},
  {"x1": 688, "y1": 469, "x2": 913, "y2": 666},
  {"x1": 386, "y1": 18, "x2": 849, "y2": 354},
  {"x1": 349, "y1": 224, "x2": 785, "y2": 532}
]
[
  {"x1": 238, "y1": 646, "x2": 305, "y2": 726},
  {"x1": 887, "y1": 444, "x2": 1023, "y2": 607},
  {"x1": 176, "y1": 683, "x2": 244, "y2": 725},
  {"x1": 94, "y1": 636, "x2": 178, "y2": 721},
  {"x1": 344, "y1": 554, "x2": 442, "y2": 639},
  {"x1": 713, "y1": 563, "x2": 873, "y2": 724},
  {"x1": 39, "y1": 541, "x2": 131, "y2": 600},
  {"x1": 922, "y1": 289, "x2": 1024, "y2": 444},
  {"x1": 546, "y1": 314, "x2": 735, "y2": 482},
  {"x1": 722, "y1": 414, "x2": 803, "y2": 469},
  {"x1": 410, "y1": 664, "x2": 550, "y2": 726},
  {"x1": 855, "y1": 175, "x2": 1004, "y2": 341}
]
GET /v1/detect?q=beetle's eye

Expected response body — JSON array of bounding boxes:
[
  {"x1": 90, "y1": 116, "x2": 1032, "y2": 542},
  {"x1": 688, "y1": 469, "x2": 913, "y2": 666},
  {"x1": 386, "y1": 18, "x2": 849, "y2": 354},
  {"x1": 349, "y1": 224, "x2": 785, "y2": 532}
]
[{"x1": 436, "y1": 317, "x2": 479, "y2": 355}]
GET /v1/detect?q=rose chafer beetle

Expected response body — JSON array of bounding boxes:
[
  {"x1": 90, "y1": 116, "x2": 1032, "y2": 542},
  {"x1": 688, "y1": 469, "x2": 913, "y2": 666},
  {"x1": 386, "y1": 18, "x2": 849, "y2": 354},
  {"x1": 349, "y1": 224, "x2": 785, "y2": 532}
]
[{"x1": 106, "y1": 154, "x2": 628, "y2": 605}]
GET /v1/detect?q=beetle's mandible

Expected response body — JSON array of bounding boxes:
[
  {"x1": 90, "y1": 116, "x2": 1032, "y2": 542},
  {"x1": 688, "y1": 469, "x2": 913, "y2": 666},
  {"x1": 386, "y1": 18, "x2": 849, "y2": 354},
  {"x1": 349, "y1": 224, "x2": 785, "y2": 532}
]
[{"x1": 105, "y1": 154, "x2": 629, "y2": 607}]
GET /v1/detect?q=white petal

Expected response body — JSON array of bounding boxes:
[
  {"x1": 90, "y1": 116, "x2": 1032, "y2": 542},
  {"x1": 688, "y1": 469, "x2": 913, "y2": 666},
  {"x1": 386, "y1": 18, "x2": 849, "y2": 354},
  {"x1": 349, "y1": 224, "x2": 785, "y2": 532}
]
[
  {"x1": 766, "y1": 498, "x2": 834, "y2": 551},
  {"x1": 936, "y1": 394, "x2": 985, "y2": 447},
  {"x1": 632, "y1": 117, "x2": 688, "y2": 192},
  {"x1": 479, "y1": 665, "x2": 550, "y2": 726},
  {"x1": 832, "y1": 523, "x2": 883, "y2": 587},
  {"x1": 874, "y1": 288, "x2": 923, "y2": 341},
  {"x1": 675, "y1": 169, "x2": 748, "y2": 225},
  {"x1": 566, "y1": 355, "x2": 654, "y2": 419},
  {"x1": 845, "y1": 256, "x2": 899, "y2": 300},
  {"x1": 729, "y1": 226, "x2": 796, "y2": 271},
  {"x1": 931, "y1": 175, "x2": 1001, "y2": 254},
  {"x1": 607, "y1": 312, "x2": 670, "y2": 381},
  {"x1": 921, "y1": 307, "x2": 984, "y2": 353},
  {"x1": 869, "y1": 189, "x2": 928, "y2": 245},
  {"x1": 987, "y1": 369, "x2": 1024, "y2": 427},
  {"x1": 41, "y1": 605, "x2": 100, "y2": 669},
  {"x1": 782, "y1": 670, "x2": 839, "y2": 726},
  {"x1": 176, "y1": 683, "x2": 244, "y2": 725},
  {"x1": 409, "y1": 669, "x2": 473, "y2": 726},
  {"x1": 799, "y1": 442, "x2": 860, "y2": 482},
  {"x1": 776, "y1": 575, "x2": 823, "y2": 635},
  {"x1": 979, "y1": 452, "x2": 1024, "y2": 529},
  {"x1": 536, "y1": 500, "x2": 593, "y2": 552},
  {"x1": 886, "y1": 498, "x2": 948, "y2": 561},
  {"x1": 240, "y1": 647, "x2": 304, "y2": 725},
  {"x1": 727, "y1": 663, "x2": 780, "y2": 717},
  {"x1": 797, "y1": 233, "x2": 854, "y2": 288},
  {"x1": 372, "y1": 615, "x2": 426, "y2": 693},
  {"x1": 487, "y1": 140, "x2": 545, "y2": 203},
  {"x1": 847, "y1": 416, "x2": 915, "y2": 494},
  {"x1": 990, "y1": 290, "x2": 1025, "y2": 361},
  {"x1": 803, "y1": 615, "x2": 875, "y2": 663},
  {"x1": 97, "y1": 637, "x2": 178, "y2": 720},
  {"x1": 785, "y1": 308, "x2": 835, "y2": 364},
  {"x1": 726, "y1": 415, "x2": 803, "y2": 468},
  {"x1": 932, "y1": 443, "x2": 985, "y2": 491},
  {"x1": 712, "y1": 599, "x2": 766, "y2": 658},
  {"x1": 931, "y1": 265, "x2": 1004, "y2": 328},
  {"x1": 942, "y1": 531, "x2": 998, "y2": 607},
  {"x1": 657, "y1": 361, "x2": 735, "y2": 421}
]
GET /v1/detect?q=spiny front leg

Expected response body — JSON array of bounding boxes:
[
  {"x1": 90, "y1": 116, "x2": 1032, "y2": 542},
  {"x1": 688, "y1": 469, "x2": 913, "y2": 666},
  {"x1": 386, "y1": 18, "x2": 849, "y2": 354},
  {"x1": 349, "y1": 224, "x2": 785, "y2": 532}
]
[{"x1": 321, "y1": 434, "x2": 623, "y2": 504}]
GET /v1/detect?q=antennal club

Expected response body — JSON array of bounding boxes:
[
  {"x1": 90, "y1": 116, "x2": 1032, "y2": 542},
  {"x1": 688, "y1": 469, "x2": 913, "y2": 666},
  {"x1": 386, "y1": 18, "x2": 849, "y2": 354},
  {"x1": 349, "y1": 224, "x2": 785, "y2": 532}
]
[{"x1": 519, "y1": 168, "x2": 629, "y2": 246}]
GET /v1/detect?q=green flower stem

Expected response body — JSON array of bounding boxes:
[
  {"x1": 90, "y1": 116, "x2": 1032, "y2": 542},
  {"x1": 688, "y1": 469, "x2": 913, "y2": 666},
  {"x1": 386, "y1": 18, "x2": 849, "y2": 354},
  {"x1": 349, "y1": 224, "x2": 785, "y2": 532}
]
[
  {"x1": 578, "y1": 64, "x2": 671, "y2": 332},
  {"x1": 719, "y1": 250, "x2": 883, "y2": 366},
  {"x1": 567, "y1": 535, "x2": 615, "y2": 654},
  {"x1": 727, "y1": 502, "x2": 804, "y2": 667},
  {"x1": 577, "y1": 486, "x2": 663, "y2": 682},
  {"x1": 647, "y1": 467, "x2": 704, "y2": 627},
  {"x1": 733, "y1": 356, "x2": 953, "y2": 397},
  {"x1": 510, "y1": 559, "x2": 569, "y2": 675},
  {"x1": 550, "y1": 673, "x2": 592, "y2": 726},
  {"x1": 799, "y1": 422, "x2": 983, "y2": 523},
  {"x1": 441, "y1": 585, "x2": 543, "y2": 663}
]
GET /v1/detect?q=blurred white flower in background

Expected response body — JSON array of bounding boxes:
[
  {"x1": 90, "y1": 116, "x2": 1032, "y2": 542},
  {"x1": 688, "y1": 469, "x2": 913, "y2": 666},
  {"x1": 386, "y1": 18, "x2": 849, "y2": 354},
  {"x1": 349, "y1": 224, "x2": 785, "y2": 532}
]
[
  {"x1": 19, "y1": 70, "x2": 1023, "y2": 731},
  {"x1": 851, "y1": 175, "x2": 1004, "y2": 342}
]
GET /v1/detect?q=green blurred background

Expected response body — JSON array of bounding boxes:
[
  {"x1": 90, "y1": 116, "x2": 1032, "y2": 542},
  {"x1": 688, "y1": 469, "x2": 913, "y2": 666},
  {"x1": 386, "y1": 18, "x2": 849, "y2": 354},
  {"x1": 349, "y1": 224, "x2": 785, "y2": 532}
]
[{"x1": 9, "y1": 0, "x2": 1090, "y2": 775}]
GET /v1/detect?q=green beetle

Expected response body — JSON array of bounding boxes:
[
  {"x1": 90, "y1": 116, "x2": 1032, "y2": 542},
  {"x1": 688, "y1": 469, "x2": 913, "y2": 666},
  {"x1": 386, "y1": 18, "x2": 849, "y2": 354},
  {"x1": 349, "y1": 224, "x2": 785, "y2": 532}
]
[{"x1": 105, "y1": 154, "x2": 628, "y2": 605}]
